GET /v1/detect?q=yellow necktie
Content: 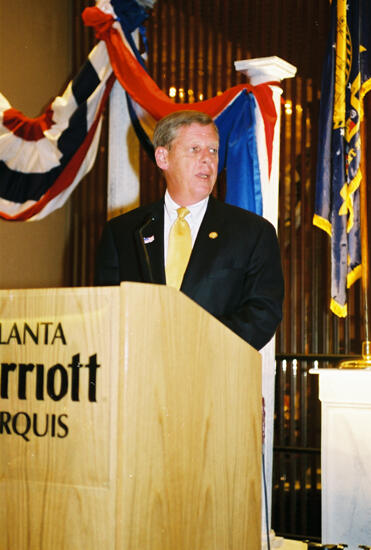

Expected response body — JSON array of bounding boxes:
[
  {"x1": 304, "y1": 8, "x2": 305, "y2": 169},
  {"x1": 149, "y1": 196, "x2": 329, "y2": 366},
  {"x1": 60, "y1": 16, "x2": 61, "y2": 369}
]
[{"x1": 166, "y1": 207, "x2": 192, "y2": 289}]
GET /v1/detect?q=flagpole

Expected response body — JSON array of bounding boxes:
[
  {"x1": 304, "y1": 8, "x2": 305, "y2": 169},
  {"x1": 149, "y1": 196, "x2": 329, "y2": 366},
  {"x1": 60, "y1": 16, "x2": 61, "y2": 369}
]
[
  {"x1": 340, "y1": 118, "x2": 371, "y2": 368},
  {"x1": 359, "y1": 119, "x2": 371, "y2": 359}
]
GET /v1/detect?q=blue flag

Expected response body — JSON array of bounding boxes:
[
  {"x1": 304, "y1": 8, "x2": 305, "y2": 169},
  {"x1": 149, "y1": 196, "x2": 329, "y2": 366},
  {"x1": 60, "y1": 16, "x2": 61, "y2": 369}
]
[
  {"x1": 314, "y1": 0, "x2": 371, "y2": 317},
  {"x1": 216, "y1": 91, "x2": 262, "y2": 215}
]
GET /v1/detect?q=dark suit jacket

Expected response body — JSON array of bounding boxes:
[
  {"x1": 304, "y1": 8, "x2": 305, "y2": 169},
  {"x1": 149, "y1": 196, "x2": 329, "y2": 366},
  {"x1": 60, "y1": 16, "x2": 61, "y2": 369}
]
[{"x1": 94, "y1": 196, "x2": 284, "y2": 350}]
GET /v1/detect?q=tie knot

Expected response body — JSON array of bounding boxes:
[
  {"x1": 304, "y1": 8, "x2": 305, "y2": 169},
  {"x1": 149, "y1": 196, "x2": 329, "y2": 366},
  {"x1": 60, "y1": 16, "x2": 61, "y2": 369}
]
[{"x1": 177, "y1": 207, "x2": 190, "y2": 220}]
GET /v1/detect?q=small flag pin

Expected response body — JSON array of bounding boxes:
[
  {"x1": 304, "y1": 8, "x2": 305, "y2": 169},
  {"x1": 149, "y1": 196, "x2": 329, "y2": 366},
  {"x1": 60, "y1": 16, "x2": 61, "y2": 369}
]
[{"x1": 143, "y1": 235, "x2": 155, "y2": 244}]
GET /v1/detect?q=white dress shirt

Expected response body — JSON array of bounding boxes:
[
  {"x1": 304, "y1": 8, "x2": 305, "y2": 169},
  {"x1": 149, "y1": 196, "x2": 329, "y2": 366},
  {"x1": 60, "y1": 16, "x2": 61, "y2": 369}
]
[{"x1": 164, "y1": 190, "x2": 209, "y2": 264}]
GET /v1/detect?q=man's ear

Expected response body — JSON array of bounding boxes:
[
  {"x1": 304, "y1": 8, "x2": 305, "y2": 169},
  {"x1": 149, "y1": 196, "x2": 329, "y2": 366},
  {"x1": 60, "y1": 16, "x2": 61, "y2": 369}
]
[{"x1": 154, "y1": 146, "x2": 169, "y2": 170}]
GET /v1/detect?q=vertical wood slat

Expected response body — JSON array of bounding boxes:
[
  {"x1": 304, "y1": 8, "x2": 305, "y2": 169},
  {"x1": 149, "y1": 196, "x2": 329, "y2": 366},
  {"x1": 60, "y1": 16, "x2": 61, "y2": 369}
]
[
  {"x1": 183, "y1": 1, "x2": 190, "y2": 100},
  {"x1": 298, "y1": 78, "x2": 306, "y2": 352},
  {"x1": 210, "y1": 3, "x2": 218, "y2": 95},
  {"x1": 290, "y1": 77, "x2": 298, "y2": 352},
  {"x1": 201, "y1": 4, "x2": 209, "y2": 99},
  {"x1": 192, "y1": 1, "x2": 200, "y2": 100}
]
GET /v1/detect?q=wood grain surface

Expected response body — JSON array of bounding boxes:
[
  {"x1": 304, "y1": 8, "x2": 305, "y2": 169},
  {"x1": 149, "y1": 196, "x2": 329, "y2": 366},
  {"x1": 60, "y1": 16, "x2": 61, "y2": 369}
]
[{"x1": 0, "y1": 283, "x2": 261, "y2": 550}]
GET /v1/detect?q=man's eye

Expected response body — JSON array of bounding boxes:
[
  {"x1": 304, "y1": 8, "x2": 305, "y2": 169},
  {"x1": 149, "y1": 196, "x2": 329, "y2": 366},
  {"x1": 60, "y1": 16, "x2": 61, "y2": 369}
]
[
  {"x1": 209, "y1": 148, "x2": 218, "y2": 154},
  {"x1": 190, "y1": 146, "x2": 200, "y2": 153}
]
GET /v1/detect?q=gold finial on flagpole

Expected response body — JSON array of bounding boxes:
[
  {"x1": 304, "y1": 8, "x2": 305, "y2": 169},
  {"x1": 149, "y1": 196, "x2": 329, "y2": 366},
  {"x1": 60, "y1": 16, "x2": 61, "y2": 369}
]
[{"x1": 339, "y1": 340, "x2": 371, "y2": 369}]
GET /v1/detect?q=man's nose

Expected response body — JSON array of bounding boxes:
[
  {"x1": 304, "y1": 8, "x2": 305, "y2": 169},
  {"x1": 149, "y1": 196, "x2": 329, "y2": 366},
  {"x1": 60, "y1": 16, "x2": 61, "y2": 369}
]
[{"x1": 200, "y1": 149, "x2": 213, "y2": 163}]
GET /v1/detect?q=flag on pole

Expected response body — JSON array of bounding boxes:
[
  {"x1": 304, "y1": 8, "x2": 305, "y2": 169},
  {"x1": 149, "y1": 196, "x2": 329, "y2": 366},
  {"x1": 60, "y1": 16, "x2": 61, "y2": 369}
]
[{"x1": 313, "y1": 0, "x2": 371, "y2": 317}]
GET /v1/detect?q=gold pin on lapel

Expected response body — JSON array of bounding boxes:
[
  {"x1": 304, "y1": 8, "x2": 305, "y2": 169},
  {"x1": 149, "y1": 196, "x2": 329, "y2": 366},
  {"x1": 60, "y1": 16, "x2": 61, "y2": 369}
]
[{"x1": 209, "y1": 231, "x2": 218, "y2": 239}]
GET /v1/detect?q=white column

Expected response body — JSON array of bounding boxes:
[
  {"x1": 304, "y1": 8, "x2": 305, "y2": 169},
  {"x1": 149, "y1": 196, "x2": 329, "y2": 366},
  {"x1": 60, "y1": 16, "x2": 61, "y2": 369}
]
[
  {"x1": 234, "y1": 56, "x2": 296, "y2": 548},
  {"x1": 314, "y1": 369, "x2": 371, "y2": 550}
]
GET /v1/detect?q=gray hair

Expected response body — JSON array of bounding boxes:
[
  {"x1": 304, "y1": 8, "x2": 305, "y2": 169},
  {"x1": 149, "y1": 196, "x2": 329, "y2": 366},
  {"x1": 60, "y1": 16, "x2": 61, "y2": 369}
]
[{"x1": 153, "y1": 110, "x2": 219, "y2": 149}]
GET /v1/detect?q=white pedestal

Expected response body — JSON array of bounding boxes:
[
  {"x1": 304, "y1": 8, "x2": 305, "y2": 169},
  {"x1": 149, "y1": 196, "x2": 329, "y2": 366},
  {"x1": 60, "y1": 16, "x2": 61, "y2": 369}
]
[{"x1": 313, "y1": 368, "x2": 371, "y2": 549}]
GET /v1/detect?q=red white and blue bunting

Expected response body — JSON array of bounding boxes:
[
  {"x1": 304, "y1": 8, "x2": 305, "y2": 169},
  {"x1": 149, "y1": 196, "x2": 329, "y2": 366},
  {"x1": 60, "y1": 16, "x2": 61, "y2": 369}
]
[
  {"x1": 0, "y1": 0, "x2": 279, "y2": 221},
  {"x1": 0, "y1": 41, "x2": 115, "y2": 221}
]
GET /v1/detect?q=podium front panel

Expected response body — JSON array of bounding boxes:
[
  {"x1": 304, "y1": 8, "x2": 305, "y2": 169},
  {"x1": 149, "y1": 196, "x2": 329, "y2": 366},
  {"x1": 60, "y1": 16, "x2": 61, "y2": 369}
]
[
  {"x1": 0, "y1": 287, "x2": 120, "y2": 550},
  {"x1": 0, "y1": 283, "x2": 262, "y2": 550}
]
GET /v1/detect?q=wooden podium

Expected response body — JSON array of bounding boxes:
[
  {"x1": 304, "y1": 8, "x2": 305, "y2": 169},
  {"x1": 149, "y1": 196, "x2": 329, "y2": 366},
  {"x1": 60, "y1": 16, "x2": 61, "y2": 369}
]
[{"x1": 0, "y1": 283, "x2": 262, "y2": 550}]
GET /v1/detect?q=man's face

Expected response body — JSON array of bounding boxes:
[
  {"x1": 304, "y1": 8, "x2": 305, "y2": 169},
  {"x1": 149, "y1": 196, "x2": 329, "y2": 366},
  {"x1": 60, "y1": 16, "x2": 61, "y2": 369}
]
[{"x1": 155, "y1": 122, "x2": 219, "y2": 205}]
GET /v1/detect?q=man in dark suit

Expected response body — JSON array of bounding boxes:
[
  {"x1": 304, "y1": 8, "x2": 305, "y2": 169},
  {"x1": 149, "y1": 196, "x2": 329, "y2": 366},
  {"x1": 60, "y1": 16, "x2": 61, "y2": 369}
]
[{"x1": 95, "y1": 110, "x2": 284, "y2": 350}]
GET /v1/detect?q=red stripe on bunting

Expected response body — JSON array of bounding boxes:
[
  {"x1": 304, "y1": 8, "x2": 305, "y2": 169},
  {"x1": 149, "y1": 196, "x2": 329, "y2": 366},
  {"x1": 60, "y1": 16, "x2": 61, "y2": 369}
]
[
  {"x1": 82, "y1": 6, "x2": 279, "y2": 177},
  {"x1": 83, "y1": 7, "x2": 253, "y2": 118},
  {"x1": 252, "y1": 82, "x2": 281, "y2": 178},
  {"x1": 3, "y1": 107, "x2": 54, "y2": 141}
]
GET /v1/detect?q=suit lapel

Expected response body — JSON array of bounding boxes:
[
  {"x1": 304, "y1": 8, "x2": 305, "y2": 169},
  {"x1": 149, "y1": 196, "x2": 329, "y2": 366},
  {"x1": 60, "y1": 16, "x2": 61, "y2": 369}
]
[
  {"x1": 134, "y1": 201, "x2": 166, "y2": 284},
  {"x1": 181, "y1": 196, "x2": 225, "y2": 294}
]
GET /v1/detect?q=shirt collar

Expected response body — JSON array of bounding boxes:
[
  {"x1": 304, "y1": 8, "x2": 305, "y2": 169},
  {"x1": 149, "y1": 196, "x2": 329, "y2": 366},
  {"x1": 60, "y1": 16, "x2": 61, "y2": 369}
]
[{"x1": 164, "y1": 190, "x2": 209, "y2": 219}]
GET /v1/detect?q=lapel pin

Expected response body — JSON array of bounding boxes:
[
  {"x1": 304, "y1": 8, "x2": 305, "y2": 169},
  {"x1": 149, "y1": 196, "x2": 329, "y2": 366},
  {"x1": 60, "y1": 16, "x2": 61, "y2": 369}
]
[
  {"x1": 143, "y1": 235, "x2": 155, "y2": 244},
  {"x1": 209, "y1": 231, "x2": 218, "y2": 239}
]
